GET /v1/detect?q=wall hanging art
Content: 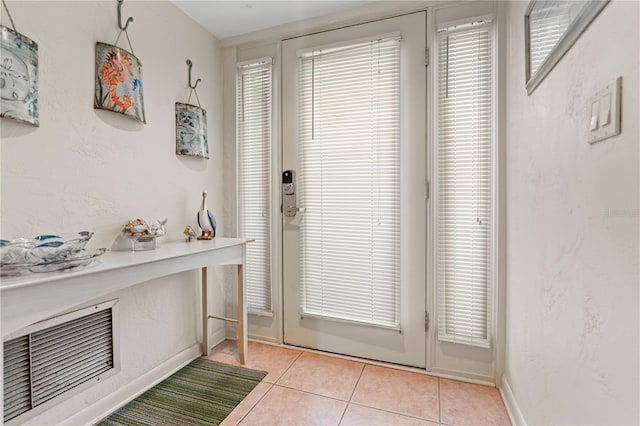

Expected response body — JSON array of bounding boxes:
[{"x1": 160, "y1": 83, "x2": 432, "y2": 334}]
[
  {"x1": 94, "y1": 0, "x2": 145, "y2": 123},
  {"x1": 175, "y1": 59, "x2": 208, "y2": 159},
  {"x1": 0, "y1": 0, "x2": 39, "y2": 126}
]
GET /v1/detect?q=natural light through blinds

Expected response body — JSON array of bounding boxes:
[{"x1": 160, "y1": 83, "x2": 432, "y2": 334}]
[
  {"x1": 528, "y1": 3, "x2": 570, "y2": 76},
  {"x1": 437, "y1": 25, "x2": 493, "y2": 347},
  {"x1": 297, "y1": 36, "x2": 401, "y2": 329},
  {"x1": 237, "y1": 58, "x2": 272, "y2": 313}
]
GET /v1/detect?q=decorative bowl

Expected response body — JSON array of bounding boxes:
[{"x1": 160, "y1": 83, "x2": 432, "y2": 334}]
[
  {"x1": 29, "y1": 232, "x2": 94, "y2": 261},
  {"x1": 0, "y1": 238, "x2": 38, "y2": 264},
  {"x1": 0, "y1": 232, "x2": 105, "y2": 276},
  {"x1": 122, "y1": 219, "x2": 167, "y2": 251},
  {"x1": 29, "y1": 248, "x2": 107, "y2": 273}
]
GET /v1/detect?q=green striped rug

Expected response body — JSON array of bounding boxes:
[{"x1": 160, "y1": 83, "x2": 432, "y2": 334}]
[{"x1": 98, "y1": 358, "x2": 267, "y2": 426}]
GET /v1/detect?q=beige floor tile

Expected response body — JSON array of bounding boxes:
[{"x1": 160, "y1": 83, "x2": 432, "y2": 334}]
[
  {"x1": 207, "y1": 341, "x2": 302, "y2": 383},
  {"x1": 340, "y1": 404, "x2": 439, "y2": 426},
  {"x1": 351, "y1": 365, "x2": 439, "y2": 422},
  {"x1": 439, "y1": 378, "x2": 511, "y2": 426},
  {"x1": 220, "y1": 382, "x2": 273, "y2": 426},
  {"x1": 211, "y1": 342, "x2": 509, "y2": 426},
  {"x1": 276, "y1": 352, "x2": 364, "y2": 400},
  {"x1": 212, "y1": 339, "x2": 238, "y2": 354},
  {"x1": 239, "y1": 385, "x2": 347, "y2": 426}
]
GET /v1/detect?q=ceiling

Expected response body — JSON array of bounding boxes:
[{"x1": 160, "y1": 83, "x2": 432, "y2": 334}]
[{"x1": 171, "y1": 1, "x2": 375, "y2": 40}]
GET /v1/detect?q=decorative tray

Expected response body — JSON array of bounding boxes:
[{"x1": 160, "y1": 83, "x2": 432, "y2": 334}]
[
  {"x1": 0, "y1": 261, "x2": 39, "y2": 277},
  {"x1": 1, "y1": 232, "x2": 93, "y2": 264},
  {"x1": 29, "y1": 248, "x2": 107, "y2": 273},
  {"x1": 1, "y1": 248, "x2": 107, "y2": 276}
]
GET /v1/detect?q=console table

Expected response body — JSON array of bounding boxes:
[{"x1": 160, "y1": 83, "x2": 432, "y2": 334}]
[{"x1": 0, "y1": 238, "x2": 250, "y2": 364}]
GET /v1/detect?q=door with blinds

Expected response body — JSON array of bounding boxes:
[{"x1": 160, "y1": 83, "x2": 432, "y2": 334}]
[
  {"x1": 237, "y1": 58, "x2": 273, "y2": 316},
  {"x1": 430, "y1": 9, "x2": 497, "y2": 384},
  {"x1": 282, "y1": 12, "x2": 427, "y2": 367}
]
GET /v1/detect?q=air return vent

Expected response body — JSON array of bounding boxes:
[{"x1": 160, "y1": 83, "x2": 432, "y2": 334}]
[{"x1": 3, "y1": 300, "x2": 119, "y2": 424}]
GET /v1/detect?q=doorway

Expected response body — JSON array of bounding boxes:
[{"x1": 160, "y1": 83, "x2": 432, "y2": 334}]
[{"x1": 281, "y1": 12, "x2": 427, "y2": 367}]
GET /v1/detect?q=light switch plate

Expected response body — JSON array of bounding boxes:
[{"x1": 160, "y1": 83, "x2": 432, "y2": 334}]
[{"x1": 588, "y1": 77, "x2": 621, "y2": 144}]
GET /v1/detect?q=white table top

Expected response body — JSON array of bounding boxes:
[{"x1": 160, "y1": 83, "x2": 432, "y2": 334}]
[
  {"x1": 1, "y1": 238, "x2": 250, "y2": 337},
  {"x1": 1, "y1": 238, "x2": 248, "y2": 291}
]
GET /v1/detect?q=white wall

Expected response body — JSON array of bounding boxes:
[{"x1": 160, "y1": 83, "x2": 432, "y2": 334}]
[
  {"x1": 504, "y1": 1, "x2": 639, "y2": 424},
  {"x1": 0, "y1": 1, "x2": 224, "y2": 423}
]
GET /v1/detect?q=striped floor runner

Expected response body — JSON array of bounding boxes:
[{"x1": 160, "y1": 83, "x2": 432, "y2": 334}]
[{"x1": 98, "y1": 358, "x2": 267, "y2": 426}]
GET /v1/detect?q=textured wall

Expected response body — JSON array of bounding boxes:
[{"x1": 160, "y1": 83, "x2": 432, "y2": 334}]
[
  {"x1": 504, "y1": 1, "x2": 639, "y2": 424},
  {"x1": 0, "y1": 1, "x2": 225, "y2": 423}
]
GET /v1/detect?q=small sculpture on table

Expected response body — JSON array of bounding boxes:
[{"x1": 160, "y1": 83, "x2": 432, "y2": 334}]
[
  {"x1": 183, "y1": 226, "x2": 197, "y2": 243},
  {"x1": 196, "y1": 191, "x2": 217, "y2": 240}
]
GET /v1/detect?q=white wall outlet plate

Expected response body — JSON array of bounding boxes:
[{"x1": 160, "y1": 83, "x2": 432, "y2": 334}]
[{"x1": 588, "y1": 77, "x2": 622, "y2": 144}]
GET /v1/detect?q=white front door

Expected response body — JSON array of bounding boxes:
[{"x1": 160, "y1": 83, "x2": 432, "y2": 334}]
[{"x1": 282, "y1": 12, "x2": 427, "y2": 367}]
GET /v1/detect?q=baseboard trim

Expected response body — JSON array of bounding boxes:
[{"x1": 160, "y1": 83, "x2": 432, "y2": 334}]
[
  {"x1": 427, "y1": 364, "x2": 495, "y2": 386},
  {"x1": 61, "y1": 344, "x2": 201, "y2": 426},
  {"x1": 500, "y1": 376, "x2": 527, "y2": 426},
  {"x1": 427, "y1": 370, "x2": 495, "y2": 387},
  {"x1": 209, "y1": 326, "x2": 227, "y2": 352}
]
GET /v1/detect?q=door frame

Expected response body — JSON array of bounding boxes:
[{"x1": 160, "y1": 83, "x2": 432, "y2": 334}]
[
  {"x1": 426, "y1": 1, "x2": 505, "y2": 386},
  {"x1": 224, "y1": 1, "x2": 504, "y2": 385},
  {"x1": 280, "y1": 12, "x2": 428, "y2": 368}
]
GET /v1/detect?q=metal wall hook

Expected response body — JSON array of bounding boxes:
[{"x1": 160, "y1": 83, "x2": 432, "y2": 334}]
[
  {"x1": 117, "y1": 0, "x2": 134, "y2": 31},
  {"x1": 187, "y1": 59, "x2": 201, "y2": 90}
]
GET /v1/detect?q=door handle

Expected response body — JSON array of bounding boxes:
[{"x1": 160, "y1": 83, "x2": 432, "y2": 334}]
[
  {"x1": 287, "y1": 206, "x2": 305, "y2": 213},
  {"x1": 284, "y1": 205, "x2": 305, "y2": 217},
  {"x1": 283, "y1": 170, "x2": 301, "y2": 217}
]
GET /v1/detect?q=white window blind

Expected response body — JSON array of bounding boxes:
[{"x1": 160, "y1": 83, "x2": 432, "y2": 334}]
[
  {"x1": 297, "y1": 36, "x2": 401, "y2": 329},
  {"x1": 528, "y1": 3, "x2": 571, "y2": 76},
  {"x1": 237, "y1": 58, "x2": 272, "y2": 313},
  {"x1": 437, "y1": 25, "x2": 493, "y2": 347}
]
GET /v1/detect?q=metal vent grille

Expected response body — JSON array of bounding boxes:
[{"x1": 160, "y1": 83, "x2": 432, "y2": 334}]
[
  {"x1": 3, "y1": 336, "x2": 31, "y2": 421},
  {"x1": 3, "y1": 305, "x2": 115, "y2": 423}
]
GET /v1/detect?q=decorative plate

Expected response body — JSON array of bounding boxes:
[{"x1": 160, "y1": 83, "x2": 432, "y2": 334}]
[{"x1": 29, "y1": 248, "x2": 107, "y2": 273}]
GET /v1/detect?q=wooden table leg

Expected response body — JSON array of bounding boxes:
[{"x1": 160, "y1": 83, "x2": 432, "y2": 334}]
[
  {"x1": 236, "y1": 263, "x2": 247, "y2": 364},
  {"x1": 201, "y1": 266, "x2": 209, "y2": 356}
]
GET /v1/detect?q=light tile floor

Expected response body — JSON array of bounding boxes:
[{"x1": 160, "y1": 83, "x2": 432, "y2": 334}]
[{"x1": 209, "y1": 340, "x2": 511, "y2": 426}]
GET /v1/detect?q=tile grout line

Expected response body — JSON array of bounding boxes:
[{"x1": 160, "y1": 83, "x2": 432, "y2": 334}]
[
  {"x1": 336, "y1": 405, "x2": 349, "y2": 425},
  {"x1": 271, "y1": 383, "x2": 354, "y2": 404},
  {"x1": 438, "y1": 377, "x2": 442, "y2": 424},
  {"x1": 212, "y1": 343, "x2": 303, "y2": 425},
  {"x1": 346, "y1": 363, "x2": 366, "y2": 403},
  {"x1": 264, "y1": 381, "x2": 441, "y2": 424},
  {"x1": 265, "y1": 383, "x2": 351, "y2": 426},
  {"x1": 337, "y1": 362, "x2": 366, "y2": 425},
  {"x1": 216, "y1": 341, "x2": 508, "y2": 426},
  {"x1": 263, "y1": 344, "x2": 440, "y2": 424},
  {"x1": 251, "y1": 338, "x2": 434, "y2": 377},
  {"x1": 232, "y1": 382, "x2": 274, "y2": 426},
  {"x1": 271, "y1": 350, "x2": 303, "y2": 384},
  {"x1": 217, "y1": 343, "x2": 442, "y2": 426},
  {"x1": 347, "y1": 401, "x2": 440, "y2": 424},
  {"x1": 344, "y1": 363, "x2": 440, "y2": 424}
]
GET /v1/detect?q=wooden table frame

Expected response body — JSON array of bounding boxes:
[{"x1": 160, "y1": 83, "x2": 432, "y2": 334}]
[
  {"x1": 201, "y1": 263, "x2": 247, "y2": 363},
  {"x1": 1, "y1": 238, "x2": 250, "y2": 364}
]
